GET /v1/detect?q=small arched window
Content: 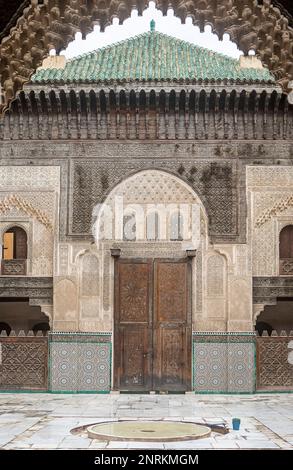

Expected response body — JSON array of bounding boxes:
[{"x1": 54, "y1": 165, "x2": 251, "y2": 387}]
[
  {"x1": 32, "y1": 322, "x2": 50, "y2": 335},
  {"x1": 3, "y1": 226, "x2": 27, "y2": 260},
  {"x1": 1, "y1": 226, "x2": 27, "y2": 275},
  {"x1": 123, "y1": 213, "x2": 136, "y2": 241},
  {"x1": 0, "y1": 322, "x2": 11, "y2": 336},
  {"x1": 279, "y1": 225, "x2": 293, "y2": 275},
  {"x1": 170, "y1": 211, "x2": 184, "y2": 241},
  {"x1": 146, "y1": 212, "x2": 159, "y2": 240},
  {"x1": 255, "y1": 321, "x2": 273, "y2": 337}
]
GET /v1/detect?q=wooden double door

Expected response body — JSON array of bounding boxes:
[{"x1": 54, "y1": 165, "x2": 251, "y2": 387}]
[{"x1": 114, "y1": 258, "x2": 192, "y2": 392}]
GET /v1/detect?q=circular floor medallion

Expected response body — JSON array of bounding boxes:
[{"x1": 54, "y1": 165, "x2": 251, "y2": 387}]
[{"x1": 87, "y1": 420, "x2": 211, "y2": 442}]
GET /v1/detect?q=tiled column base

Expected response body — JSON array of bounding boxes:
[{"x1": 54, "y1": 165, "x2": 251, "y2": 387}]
[
  {"x1": 193, "y1": 332, "x2": 256, "y2": 393},
  {"x1": 49, "y1": 332, "x2": 111, "y2": 392}
]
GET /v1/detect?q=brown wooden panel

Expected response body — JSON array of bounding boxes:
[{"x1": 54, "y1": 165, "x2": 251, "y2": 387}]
[
  {"x1": 156, "y1": 262, "x2": 187, "y2": 322},
  {"x1": 117, "y1": 325, "x2": 151, "y2": 389},
  {"x1": 114, "y1": 258, "x2": 192, "y2": 391},
  {"x1": 3, "y1": 232, "x2": 13, "y2": 260},
  {"x1": 153, "y1": 326, "x2": 191, "y2": 391},
  {"x1": 114, "y1": 259, "x2": 152, "y2": 391},
  {"x1": 256, "y1": 336, "x2": 293, "y2": 391},
  {"x1": 280, "y1": 225, "x2": 293, "y2": 259},
  {"x1": 14, "y1": 227, "x2": 27, "y2": 260},
  {"x1": 0, "y1": 337, "x2": 48, "y2": 391},
  {"x1": 118, "y1": 262, "x2": 150, "y2": 322},
  {"x1": 153, "y1": 259, "x2": 191, "y2": 391}
]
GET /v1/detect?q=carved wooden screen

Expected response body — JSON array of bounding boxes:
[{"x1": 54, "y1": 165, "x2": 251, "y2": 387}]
[
  {"x1": 114, "y1": 258, "x2": 191, "y2": 391},
  {"x1": 256, "y1": 335, "x2": 293, "y2": 391},
  {"x1": 1, "y1": 227, "x2": 27, "y2": 275},
  {"x1": 0, "y1": 336, "x2": 48, "y2": 391},
  {"x1": 153, "y1": 259, "x2": 191, "y2": 391},
  {"x1": 114, "y1": 260, "x2": 152, "y2": 391},
  {"x1": 279, "y1": 225, "x2": 293, "y2": 275},
  {"x1": 14, "y1": 227, "x2": 27, "y2": 259}
]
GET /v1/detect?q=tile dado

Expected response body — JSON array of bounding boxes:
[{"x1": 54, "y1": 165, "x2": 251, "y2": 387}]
[
  {"x1": 49, "y1": 333, "x2": 111, "y2": 393},
  {"x1": 193, "y1": 333, "x2": 256, "y2": 393},
  {"x1": 49, "y1": 332, "x2": 256, "y2": 393}
]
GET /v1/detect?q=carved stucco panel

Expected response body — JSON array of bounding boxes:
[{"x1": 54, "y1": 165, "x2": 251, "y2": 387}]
[
  {"x1": 0, "y1": 167, "x2": 60, "y2": 190},
  {"x1": 247, "y1": 168, "x2": 293, "y2": 277},
  {"x1": 54, "y1": 278, "x2": 78, "y2": 330},
  {"x1": 78, "y1": 252, "x2": 101, "y2": 324},
  {"x1": 31, "y1": 221, "x2": 54, "y2": 276},
  {"x1": 80, "y1": 252, "x2": 100, "y2": 297},
  {"x1": 229, "y1": 278, "x2": 252, "y2": 321},
  {"x1": 58, "y1": 244, "x2": 70, "y2": 276},
  {"x1": 235, "y1": 245, "x2": 250, "y2": 276},
  {"x1": 0, "y1": 167, "x2": 59, "y2": 277},
  {"x1": 206, "y1": 254, "x2": 225, "y2": 297},
  {"x1": 251, "y1": 190, "x2": 293, "y2": 276},
  {"x1": 0, "y1": 195, "x2": 55, "y2": 276},
  {"x1": 204, "y1": 252, "x2": 227, "y2": 321},
  {"x1": 247, "y1": 167, "x2": 293, "y2": 189}
]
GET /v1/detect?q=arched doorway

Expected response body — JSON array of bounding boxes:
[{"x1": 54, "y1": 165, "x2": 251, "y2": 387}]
[
  {"x1": 95, "y1": 169, "x2": 208, "y2": 391},
  {"x1": 1, "y1": 226, "x2": 27, "y2": 275}
]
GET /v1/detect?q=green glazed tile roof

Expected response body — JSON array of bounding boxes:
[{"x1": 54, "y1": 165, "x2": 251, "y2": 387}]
[{"x1": 32, "y1": 31, "x2": 275, "y2": 84}]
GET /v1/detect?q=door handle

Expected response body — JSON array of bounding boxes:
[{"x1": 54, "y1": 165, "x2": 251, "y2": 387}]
[{"x1": 143, "y1": 351, "x2": 152, "y2": 358}]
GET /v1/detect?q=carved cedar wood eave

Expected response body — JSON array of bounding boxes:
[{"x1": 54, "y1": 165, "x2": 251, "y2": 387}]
[
  {"x1": 0, "y1": 276, "x2": 53, "y2": 305},
  {"x1": 1, "y1": 86, "x2": 291, "y2": 141},
  {"x1": 0, "y1": 0, "x2": 293, "y2": 115},
  {"x1": 253, "y1": 276, "x2": 293, "y2": 306}
]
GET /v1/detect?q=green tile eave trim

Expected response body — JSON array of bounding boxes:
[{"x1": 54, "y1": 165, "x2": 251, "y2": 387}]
[
  {"x1": 49, "y1": 390, "x2": 110, "y2": 394},
  {"x1": 49, "y1": 331, "x2": 112, "y2": 335},
  {"x1": 31, "y1": 31, "x2": 275, "y2": 85},
  {"x1": 49, "y1": 340, "x2": 111, "y2": 344},
  {"x1": 0, "y1": 390, "x2": 49, "y2": 393},
  {"x1": 192, "y1": 332, "x2": 256, "y2": 335}
]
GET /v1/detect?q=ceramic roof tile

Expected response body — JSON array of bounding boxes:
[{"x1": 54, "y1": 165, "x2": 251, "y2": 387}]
[{"x1": 32, "y1": 31, "x2": 275, "y2": 84}]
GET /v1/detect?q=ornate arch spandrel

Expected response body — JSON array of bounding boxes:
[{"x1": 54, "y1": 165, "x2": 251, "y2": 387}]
[{"x1": 0, "y1": 0, "x2": 292, "y2": 113}]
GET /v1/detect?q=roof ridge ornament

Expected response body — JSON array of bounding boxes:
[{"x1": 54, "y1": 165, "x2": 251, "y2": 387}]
[{"x1": 150, "y1": 19, "x2": 155, "y2": 32}]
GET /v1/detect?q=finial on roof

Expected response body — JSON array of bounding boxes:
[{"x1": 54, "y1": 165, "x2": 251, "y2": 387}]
[{"x1": 150, "y1": 19, "x2": 155, "y2": 32}]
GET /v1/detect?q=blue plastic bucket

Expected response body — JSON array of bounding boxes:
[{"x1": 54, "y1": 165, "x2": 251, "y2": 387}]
[{"x1": 232, "y1": 418, "x2": 241, "y2": 430}]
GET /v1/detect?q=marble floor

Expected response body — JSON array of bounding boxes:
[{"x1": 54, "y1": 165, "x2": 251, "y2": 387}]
[{"x1": 0, "y1": 393, "x2": 292, "y2": 449}]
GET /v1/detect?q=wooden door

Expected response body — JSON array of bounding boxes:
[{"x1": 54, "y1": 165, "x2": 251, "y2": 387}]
[
  {"x1": 3, "y1": 233, "x2": 14, "y2": 260},
  {"x1": 153, "y1": 259, "x2": 191, "y2": 391},
  {"x1": 114, "y1": 259, "x2": 152, "y2": 391},
  {"x1": 279, "y1": 225, "x2": 293, "y2": 274},
  {"x1": 14, "y1": 227, "x2": 27, "y2": 259},
  {"x1": 280, "y1": 225, "x2": 293, "y2": 258},
  {"x1": 114, "y1": 258, "x2": 191, "y2": 391},
  {"x1": 3, "y1": 227, "x2": 27, "y2": 260}
]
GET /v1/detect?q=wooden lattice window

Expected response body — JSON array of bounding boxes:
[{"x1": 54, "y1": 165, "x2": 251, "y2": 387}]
[
  {"x1": 1, "y1": 226, "x2": 27, "y2": 275},
  {"x1": 279, "y1": 225, "x2": 293, "y2": 275}
]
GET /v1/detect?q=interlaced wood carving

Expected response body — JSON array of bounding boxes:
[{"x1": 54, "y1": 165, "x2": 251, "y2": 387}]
[
  {"x1": 257, "y1": 336, "x2": 293, "y2": 389},
  {"x1": 0, "y1": 336, "x2": 48, "y2": 390}
]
